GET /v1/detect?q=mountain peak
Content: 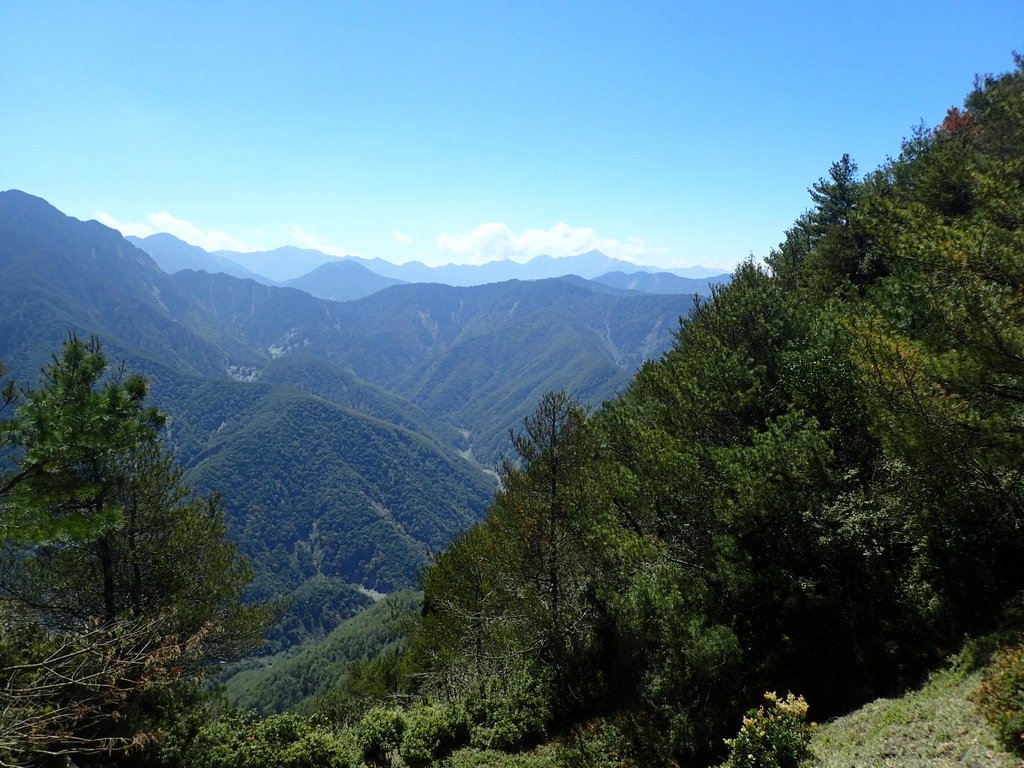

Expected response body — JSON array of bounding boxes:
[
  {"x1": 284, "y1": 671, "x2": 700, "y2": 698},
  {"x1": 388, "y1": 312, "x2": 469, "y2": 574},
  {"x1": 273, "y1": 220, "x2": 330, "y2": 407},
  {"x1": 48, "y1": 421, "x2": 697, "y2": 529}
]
[{"x1": 0, "y1": 189, "x2": 160, "y2": 275}]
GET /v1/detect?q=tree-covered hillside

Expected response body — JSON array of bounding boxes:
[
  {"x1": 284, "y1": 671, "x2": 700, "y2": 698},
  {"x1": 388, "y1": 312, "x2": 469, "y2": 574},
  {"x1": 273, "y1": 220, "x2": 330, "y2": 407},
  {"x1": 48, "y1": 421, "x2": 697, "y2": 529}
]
[
  {"x1": 159, "y1": 269, "x2": 695, "y2": 465},
  {"x1": 385, "y1": 57, "x2": 1024, "y2": 765},
  {"x1": 220, "y1": 591, "x2": 421, "y2": 717},
  {"x1": 0, "y1": 188, "x2": 691, "y2": 642},
  {"x1": 183, "y1": 385, "x2": 493, "y2": 593}
]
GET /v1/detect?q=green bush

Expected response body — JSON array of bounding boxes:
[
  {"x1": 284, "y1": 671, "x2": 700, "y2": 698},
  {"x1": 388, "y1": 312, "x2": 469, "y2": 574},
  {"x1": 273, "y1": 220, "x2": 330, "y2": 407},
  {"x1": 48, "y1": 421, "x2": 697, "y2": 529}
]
[
  {"x1": 280, "y1": 727, "x2": 357, "y2": 768},
  {"x1": 165, "y1": 710, "x2": 257, "y2": 768},
  {"x1": 400, "y1": 703, "x2": 470, "y2": 766},
  {"x1": 467, "y1": 667, "x2": 551, "y2": 752},
  {"x1": 356, "y1": 705, "x2": 406, "y2": 767},
  {"x1": 976, "y1": 642, "x2": 1024, "y2": 756},
  {"x1": 560, "y1": 717, "x2": 639, "y2": 767},
  {"x1": 158, "y1": 711, "x2": 355, "y2": 768},
  {"x1": 723, "y1": 692, "x2": 813, "y2": 768}
]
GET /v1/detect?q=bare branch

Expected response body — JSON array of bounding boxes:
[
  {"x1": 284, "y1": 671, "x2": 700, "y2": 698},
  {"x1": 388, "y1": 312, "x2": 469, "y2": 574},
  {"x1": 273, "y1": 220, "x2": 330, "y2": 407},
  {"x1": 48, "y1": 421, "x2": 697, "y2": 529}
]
[{"x1": 0, "y1": 612, "x2": 209, "y2": 765}]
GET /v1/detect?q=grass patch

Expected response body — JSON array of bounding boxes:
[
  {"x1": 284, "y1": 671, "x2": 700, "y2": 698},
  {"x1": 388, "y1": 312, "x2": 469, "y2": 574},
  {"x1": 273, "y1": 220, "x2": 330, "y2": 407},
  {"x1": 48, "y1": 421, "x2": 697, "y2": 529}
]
[
  {"x1": 808, "y1": 663, "x2": 1021, "y2": 767},
  {"x1": 437, "y1": 745, "x2": 562, "y2": 767}
]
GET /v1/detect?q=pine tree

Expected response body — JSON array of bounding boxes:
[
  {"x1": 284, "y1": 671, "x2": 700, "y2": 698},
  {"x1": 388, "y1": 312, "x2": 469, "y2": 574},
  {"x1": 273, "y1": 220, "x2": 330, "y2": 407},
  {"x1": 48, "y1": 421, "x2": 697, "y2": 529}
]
[{"x1": 0, "y1": 336, "x2": 264, "y2": 763}]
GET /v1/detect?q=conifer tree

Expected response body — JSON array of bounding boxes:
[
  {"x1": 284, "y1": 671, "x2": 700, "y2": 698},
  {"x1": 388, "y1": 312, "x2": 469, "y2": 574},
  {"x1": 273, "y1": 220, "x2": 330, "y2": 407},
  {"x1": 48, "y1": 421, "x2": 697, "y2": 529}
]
[{"x1": 0, "y1": 336, "x2": 263, "y2": 764}]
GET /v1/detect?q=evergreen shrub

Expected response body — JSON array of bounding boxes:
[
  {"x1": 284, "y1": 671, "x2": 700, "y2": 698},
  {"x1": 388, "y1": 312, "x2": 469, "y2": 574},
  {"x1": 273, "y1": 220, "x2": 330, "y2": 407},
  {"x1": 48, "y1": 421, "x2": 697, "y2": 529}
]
[
  {"x1": 356, "y1": 706, "x2": 406, "y2": 767},
  {"x1": 467, "y1": 667, "x2": 551, "y2": 751},
  {"x1": 400, "y1": 703, "x2": 471, "y2": 766},
  {"x1": 560, "y1": 717, "x2": 638, "y2": 767},
  {"x1": 162, "y1": 711, "x2": 355, "y2": 768}
]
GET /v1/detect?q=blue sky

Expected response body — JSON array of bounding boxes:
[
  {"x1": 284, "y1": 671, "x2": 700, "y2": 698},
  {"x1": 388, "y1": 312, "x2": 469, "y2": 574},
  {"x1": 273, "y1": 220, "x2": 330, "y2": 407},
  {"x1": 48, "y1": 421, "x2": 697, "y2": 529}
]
[{"x1": 2, "y1": 2, "x2": 1021, "y2": 271}]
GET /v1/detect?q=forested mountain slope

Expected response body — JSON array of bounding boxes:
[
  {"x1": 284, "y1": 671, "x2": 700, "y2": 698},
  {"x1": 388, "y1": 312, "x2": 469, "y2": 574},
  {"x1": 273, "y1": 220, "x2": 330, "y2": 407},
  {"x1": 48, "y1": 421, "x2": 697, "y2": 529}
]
[
  {"x1": 154, "y1": 373, "x2": 494, "y2": 594},
  {"x1": 0, "y1": 187, "x2": 693, "y2": 608},
  {"x1": 381, "y1": 57, "x2": 1024, "y2": 766},
  {"x1": 0, "y1": 192, "x2": 494, "y2": 602},
  {"x1": 329, "y1": 279, "x2": 692, "y2": 463},
  {"x1": 160, "y1": 263, "x2": 694, "y2": 465},
  {"x1": 0, "y1": 193, "x2": 228, "y2": 379}
]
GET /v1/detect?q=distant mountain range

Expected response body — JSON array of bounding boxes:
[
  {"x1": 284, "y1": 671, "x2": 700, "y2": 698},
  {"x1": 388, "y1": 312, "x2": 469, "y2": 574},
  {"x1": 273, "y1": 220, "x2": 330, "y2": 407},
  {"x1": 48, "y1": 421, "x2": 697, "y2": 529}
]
[
  {"x1": 127, "y1": 233, "x2": 731, "y2": 298},
  {"x1": 1, "y1": 188, "x2": 720, "y2": 643},
  {"x1": 126, "y1": 232, "x2": 270, "y2": 283},
  {"x1": 328, "y1": 250, "x2": 729, "y2": 286}
]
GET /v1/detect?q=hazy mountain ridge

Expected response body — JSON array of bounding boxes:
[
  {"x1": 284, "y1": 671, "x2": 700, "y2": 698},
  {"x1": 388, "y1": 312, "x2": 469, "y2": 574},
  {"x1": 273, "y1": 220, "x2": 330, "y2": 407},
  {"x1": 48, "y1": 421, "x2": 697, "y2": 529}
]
[
  {"x1": 213, "y1": 245, "x2": 337, "y2": 283},
  {"x1": 127, "y1": 233, "x2": 272, "y2": 284},
  {"x1": 336, "y1": 249, "x2": 728, "y2": 286},
  {"x1": 128, "y1": 231, "x2": 729, "y2": 292},
  {"x1": 284, "y1": 259, "x2": 406, "y2": 301},
  {"x1": 593, "y1": 269, "x2": 726, "y2": 295}
]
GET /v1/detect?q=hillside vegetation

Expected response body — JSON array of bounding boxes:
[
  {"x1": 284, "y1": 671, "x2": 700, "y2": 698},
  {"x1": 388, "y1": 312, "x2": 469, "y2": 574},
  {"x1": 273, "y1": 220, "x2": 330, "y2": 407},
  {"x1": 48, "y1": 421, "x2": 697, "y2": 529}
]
[
  {"x1": 220, "y1": 591, "x2": 421, "y2": 717},
  {"x1": 3, "y1": 57, "x2": 1024, "y2": 767},
  {"x1": 808, "y1": 651, "x2": 1020, "y2": 767}
]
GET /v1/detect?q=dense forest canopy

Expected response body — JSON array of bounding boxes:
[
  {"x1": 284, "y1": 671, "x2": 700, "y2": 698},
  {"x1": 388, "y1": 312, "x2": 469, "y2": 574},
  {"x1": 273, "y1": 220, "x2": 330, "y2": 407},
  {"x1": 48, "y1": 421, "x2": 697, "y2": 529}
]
[{"x1": 2, "y1": 56, "x2": 1024, "y2": 767}]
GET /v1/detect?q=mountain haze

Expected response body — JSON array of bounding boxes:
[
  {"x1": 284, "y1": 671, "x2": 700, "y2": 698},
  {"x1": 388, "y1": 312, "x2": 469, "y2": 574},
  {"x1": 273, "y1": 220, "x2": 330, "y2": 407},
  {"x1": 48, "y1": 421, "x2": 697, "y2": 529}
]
[
  {"x1": 0, "y1": 191, "x2": 493, "y2": 598},
  {"x1": 0, "y1": 188, "x2": 700, "y2": 598},
  {"x1": 214, "y1": 245, "x2": 338, "y2": 283},
  {"x1": 336, "y1": 249, "x2": 728, "y2": 285},
  {"x1": 127, "y1": 233, "x2": 271, "y2": 283},
  {"x1": 128, "y1": 236, "x2": 728, "y2": 291},
  {"x1": 593, "y1": 269, "x2": 727, "y2": 295}
]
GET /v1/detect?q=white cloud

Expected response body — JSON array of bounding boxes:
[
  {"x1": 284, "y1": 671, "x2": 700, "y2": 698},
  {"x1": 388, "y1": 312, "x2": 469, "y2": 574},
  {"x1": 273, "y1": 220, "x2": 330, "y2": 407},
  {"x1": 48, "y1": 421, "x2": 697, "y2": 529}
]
[
  {"x1": 95, "y1": 211, "x2": 254, "y2": 252},
  {"x1": 286, "y1": 226, "x2": 355, "y2": 258},
  {"x1": 94, "y1": 213, "x2": 671, "y2": 267},
  {"x1": 436, "y1": 222, "x2": 667, "y2": 265},
  {"x1": 95, "y1": 212, "x2": 155, "y2": 239}
]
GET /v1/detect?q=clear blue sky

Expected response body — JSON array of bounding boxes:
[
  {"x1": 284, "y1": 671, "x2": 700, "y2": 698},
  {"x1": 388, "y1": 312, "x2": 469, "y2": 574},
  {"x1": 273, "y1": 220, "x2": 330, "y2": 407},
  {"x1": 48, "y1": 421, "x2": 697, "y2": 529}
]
[{"x1": 2, "y1": 2, "x2": 1021, "y2": 271}]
